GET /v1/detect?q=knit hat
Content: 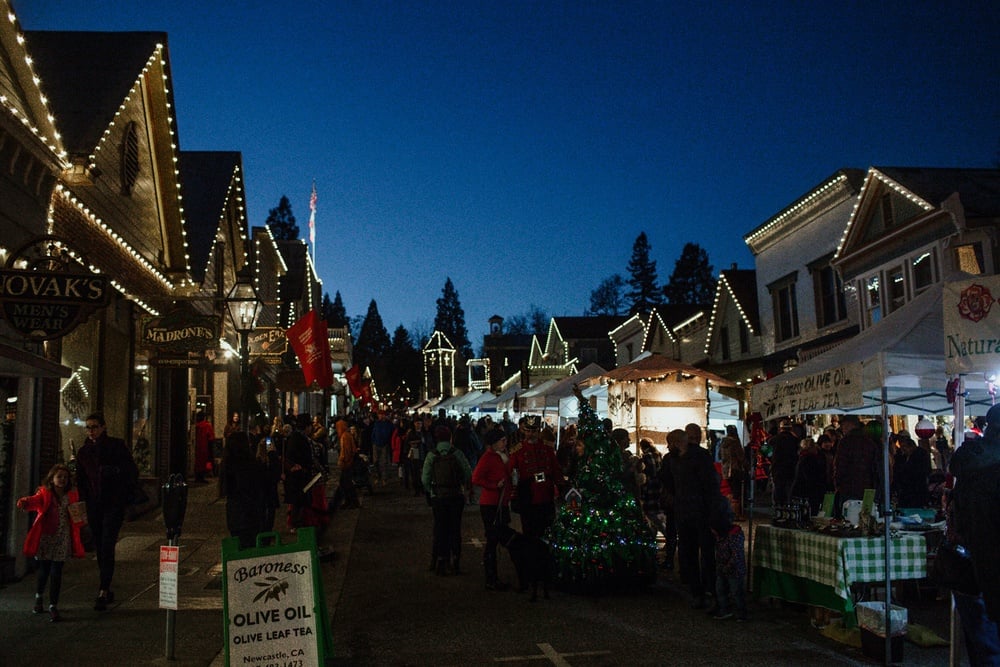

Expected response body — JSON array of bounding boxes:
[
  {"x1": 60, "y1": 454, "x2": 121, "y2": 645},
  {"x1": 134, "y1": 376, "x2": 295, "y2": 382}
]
[{"x1": 484, "y1": 429, "x2": 505, "y2": 447}]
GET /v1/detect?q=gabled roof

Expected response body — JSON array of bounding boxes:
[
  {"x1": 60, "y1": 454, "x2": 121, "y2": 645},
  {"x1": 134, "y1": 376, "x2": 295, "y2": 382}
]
[
  {"x1": 836, "y1": 167, "x2": 1000, "y2": 261},
  {"x1": 179, "y1": 151, "x2": 244, "y2": 283},
  {"x1": 875, "y1": 167, "x2": 1000, "y2": 219},
  {"x1": 551, "y1": 316, "x2": 627, "y2": 339},
  {"x1": 23, "y1": 30, "x2": 167, "y2": 156},
  {"x1": 602, "y1": 352, "x2": 735, "y2": 387},
  {"x1": 0, "y1": 3, "x2": 64, "y2": 158},
  {"x1": 743, "y1": 168, "x2": 865, "y2": 253},
  {"x1": 703, "y1": 269, "x2": 758, "y2": 356},
  {"x1": 423, "y1": 330, "x2": 455, "y2": 352}
]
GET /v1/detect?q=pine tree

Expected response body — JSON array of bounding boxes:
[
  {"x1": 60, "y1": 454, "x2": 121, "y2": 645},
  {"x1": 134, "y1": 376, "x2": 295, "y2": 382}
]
[
  {"x1": 354, "y1": 300, "x2": 391, "y2": 388},
  {"x1": 265, "y1": 195, "x2": 299, "y2": 241},
  {"x1": 327, "y1": 291, "x2": 349, "y2": 328},
  {"x1": 663, "y1": 242, "x2": 716, "y2": 305},
  {"x1": 548, "y1": 393, "x2": 657, "y2": 592},
  {"x1": 434, "y1": 277, "x2": 472, "y2": 360},
  {"x1": 388, "y1": 325, "x2": 422, "y2": 402},
  {"x1": 587, "y1": 274, "x2": 626, "y2": 315},
  {"x1": 625, "y1": 232, "x2": 662, "y2": 315}
]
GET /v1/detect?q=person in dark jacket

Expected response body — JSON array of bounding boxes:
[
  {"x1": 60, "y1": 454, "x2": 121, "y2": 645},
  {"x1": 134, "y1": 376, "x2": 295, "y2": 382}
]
[
  {"x1": 223, "y1": 431, "x2": 267, "y2": 549},
  {"x1": 833, "y1": 414, "x2": 881, "y2": 513},
  {"x1": 790, "y1": 438, "x2": 827, "y2": 515},
  {"x1": 950, "y1": 405, "x2": 1000, "y2": 643},
  {"x1": 666, "y1": 426, "x2": 725, "y2": 609},
  {"x1": 892, "y1": 431, "x2": 932, "y2": 508},
  {"x1": 283, "y1": 413, "x2": 315, "y2": 529},
  {"x1": 75, "y1": 412, "x2": 138, "y2": 611},
  {"x1": 768, "y1": 420, "x2": 800, "y2": 506}
]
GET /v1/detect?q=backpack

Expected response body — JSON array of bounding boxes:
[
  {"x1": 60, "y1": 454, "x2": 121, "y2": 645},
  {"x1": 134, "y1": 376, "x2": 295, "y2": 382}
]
[{"x1": 431, "y1": 448, "x2": 463, "y2": 497}]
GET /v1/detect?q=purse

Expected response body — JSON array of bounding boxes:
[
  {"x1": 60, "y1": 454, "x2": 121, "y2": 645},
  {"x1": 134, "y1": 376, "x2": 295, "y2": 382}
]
[{"x1": 931, "y1": 541, "x2": 979, "y2": 595}]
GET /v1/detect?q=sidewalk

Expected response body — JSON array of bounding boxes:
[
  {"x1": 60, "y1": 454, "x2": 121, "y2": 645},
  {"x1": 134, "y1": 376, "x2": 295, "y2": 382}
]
[{"x1": 0, "y1": 475, "x2": 360, "y2": 666}]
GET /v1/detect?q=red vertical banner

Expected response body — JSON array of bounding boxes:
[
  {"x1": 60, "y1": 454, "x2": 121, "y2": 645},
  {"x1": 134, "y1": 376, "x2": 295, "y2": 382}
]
[{"x1": 286, "y1": 310, "x2": 333, "y2": 389}]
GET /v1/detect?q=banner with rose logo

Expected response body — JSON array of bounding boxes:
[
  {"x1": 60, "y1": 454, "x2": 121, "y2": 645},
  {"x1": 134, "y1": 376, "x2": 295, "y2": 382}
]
[{"x1": 944, "y1": 276, "x2": 1000, "y2": 374}]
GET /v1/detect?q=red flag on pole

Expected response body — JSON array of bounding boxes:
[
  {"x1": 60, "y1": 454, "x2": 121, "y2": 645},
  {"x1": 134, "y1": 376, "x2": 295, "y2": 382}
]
[
  {"x1": 345, "y1": 364, "x2": 363, "y2": 395},
  {"x1": 285, "y1": 310, "x2": 333, "y2": 389}
]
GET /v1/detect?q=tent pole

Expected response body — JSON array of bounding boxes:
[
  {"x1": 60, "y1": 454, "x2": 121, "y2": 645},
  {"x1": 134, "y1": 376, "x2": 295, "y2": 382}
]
[{"x1": 881, "y1": 386, "x2": 893, "y2": 666}]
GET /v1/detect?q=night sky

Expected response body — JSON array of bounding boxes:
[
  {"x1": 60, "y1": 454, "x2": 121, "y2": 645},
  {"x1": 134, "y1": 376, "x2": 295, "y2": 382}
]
[{"x1": 15, "y1": 1, "x2": 999, "y2": 345}]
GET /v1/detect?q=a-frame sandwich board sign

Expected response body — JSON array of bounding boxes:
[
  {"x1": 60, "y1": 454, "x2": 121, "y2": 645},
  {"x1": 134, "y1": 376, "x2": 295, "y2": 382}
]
[{"x1": 222, "y1": 529, "x2": 332, "y2": 666}]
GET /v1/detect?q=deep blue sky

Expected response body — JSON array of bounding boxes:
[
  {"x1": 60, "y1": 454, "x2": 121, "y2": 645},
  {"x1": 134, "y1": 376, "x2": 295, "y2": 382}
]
[{"x1": 16, "y1": 1, "x2": 999, "y2": 345}]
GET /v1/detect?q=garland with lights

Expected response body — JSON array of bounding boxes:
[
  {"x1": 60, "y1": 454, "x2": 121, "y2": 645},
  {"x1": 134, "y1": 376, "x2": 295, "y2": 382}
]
[{"x1": 547, "y1": 388, "x2": 657, "y2": 593}]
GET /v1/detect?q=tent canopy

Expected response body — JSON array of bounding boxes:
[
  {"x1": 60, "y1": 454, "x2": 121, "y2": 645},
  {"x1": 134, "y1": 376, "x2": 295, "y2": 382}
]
[
  {"x1": 750, "y1": 285, "x2": 991, "y2": 417},
  {"x1": 602, "y1": 352, "x2": 736, "y2": 387}
]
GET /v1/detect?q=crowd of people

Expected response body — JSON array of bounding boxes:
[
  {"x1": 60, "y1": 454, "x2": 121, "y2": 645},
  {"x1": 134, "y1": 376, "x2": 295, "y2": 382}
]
[{"x1": 21, "y1": 400, "x2": 995, "y2": 646}]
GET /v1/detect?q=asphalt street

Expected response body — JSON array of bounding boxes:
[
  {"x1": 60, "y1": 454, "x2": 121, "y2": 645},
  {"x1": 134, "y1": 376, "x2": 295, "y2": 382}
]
[{"x1": 0, "y1": 473, "x2": 955, "y2": 666}]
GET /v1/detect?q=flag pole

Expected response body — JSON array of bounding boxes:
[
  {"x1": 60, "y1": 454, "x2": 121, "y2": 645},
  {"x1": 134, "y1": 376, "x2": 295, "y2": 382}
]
[{"x1": 309, "y1": 181, "x2": 317, "y2": 268}]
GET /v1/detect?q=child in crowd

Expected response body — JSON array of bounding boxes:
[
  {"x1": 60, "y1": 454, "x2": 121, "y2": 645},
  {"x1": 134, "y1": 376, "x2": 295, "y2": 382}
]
[
  {"x1": 710, "y1": 509, "x2": 748, "y2": 621},
  {"x1": 16, "y1": 463, "x2": 86, "y2": 622}
]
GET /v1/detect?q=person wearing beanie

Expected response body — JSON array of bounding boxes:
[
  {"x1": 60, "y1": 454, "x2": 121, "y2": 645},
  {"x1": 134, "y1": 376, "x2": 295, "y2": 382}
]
[
  {"x1": 422, "y1": 425, "x2": 472, "y2": 576},
  {"x1": 471, "y1": 428, "x2": 512, "y2": 590}
]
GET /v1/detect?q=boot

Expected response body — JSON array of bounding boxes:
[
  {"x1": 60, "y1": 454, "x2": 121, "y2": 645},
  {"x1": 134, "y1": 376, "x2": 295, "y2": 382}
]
[{"x1": 484, "y1": 552, "x2": 508, "y2": 591}]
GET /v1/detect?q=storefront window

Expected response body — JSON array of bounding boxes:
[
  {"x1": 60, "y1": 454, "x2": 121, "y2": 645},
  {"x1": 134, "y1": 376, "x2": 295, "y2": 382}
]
[
  {"x1": 132, "y1": 358, "x2": 153, "y2": 476},
  {"x1": 58, "y1": 318, "x2": 99, "y2": 463}
]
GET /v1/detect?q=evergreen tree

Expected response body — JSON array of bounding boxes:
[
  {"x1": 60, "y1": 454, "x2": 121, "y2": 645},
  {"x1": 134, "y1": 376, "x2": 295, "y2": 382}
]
[
  {"x1": 326, "y1": 291, "x2": 349, "y2": 328},
  {"x1": 265, "y1": 195, "x2": 299, "y2": 241},
  {"x1": 625, "y1": 232, "x2": 662, "y2": 315},
  {"x1": 354, "y1": 300, "x2": 391, "y2": 388},
  {"x1": 548, "y1": 392, "x2": 657, "y2": 592},
  {"x1": 388, "y1": 325, "x2": 423, "y2": 401},
  {"x1": 587, "y1": 274, "x2": 627, "y2": 315},
  {"x1": 434, "y1": 277, "x2": 472, "y2": 360},
  {"x1": 663, "y1": 242, "x2": 716, "y2": 305}
]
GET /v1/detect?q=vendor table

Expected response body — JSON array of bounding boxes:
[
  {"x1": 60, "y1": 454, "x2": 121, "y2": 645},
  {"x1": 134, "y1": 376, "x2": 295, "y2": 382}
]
[{"x1": 752, "y1": 525, "x2": 927, "y2": 624}]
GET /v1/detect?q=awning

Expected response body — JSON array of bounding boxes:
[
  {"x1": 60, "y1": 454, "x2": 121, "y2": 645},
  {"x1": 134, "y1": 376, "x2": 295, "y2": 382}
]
[{"x1": 0, "y1": 341, "x2": 72, "y2": 378}]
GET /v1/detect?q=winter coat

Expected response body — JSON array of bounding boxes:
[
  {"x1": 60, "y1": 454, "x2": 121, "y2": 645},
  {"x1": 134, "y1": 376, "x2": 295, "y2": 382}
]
[
  {"x1": 669, "y1": 445, "x2": 722, "y2": 524},
  {"x1": 75, "y1": 433, "x2": 137, "y2": 511},
  {"x1": 507, "y1": 438, "x2": 565, "y2": 505},
  {"x1": 471, "y1": 449, "x2": 510, "y2": 506},
  {"x1": 19, "y1": 486, "x2": 85, "y2": 559}
]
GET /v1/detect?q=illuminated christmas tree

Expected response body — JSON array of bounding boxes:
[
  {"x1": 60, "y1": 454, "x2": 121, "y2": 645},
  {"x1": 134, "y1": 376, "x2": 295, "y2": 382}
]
[{"x1": 547, "y1": 390, "x2": 658, "y2": 592}]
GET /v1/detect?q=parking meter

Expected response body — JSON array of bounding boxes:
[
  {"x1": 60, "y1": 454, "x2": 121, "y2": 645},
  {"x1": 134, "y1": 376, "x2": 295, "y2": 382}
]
[{"x1": 162, "y1": 473, "x2": 188, "y2": 542}]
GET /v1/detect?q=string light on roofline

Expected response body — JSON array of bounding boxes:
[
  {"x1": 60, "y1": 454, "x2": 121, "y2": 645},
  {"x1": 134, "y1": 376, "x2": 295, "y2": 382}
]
[
  {"x1": 2, "y1": 6, "x2": 64, "y2": 157},
  {"x1": 54, "y1": 185, "x2": 175, "y2": 292},
  {"x1": 835, "y1": 168, "x2": 934, "y2": 259}
]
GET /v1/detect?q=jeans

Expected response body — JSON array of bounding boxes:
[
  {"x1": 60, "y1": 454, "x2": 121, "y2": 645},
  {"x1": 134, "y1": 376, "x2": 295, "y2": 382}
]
[
  {"x1": 716, "y1": 574, "x2": 747, "y2": 617},
  {"x1": 373, "y1": 445, "x2": 389, "y2": 482},
  {"x1": 677, "y1": 519, "x2": 715, "y2": 598},
  {"x1": 87, "y1": 504, "x2": 125, "y2": 592},
  {"x1": 35, "y1": 560, "x2": 65, "y2": 606},
  {"x1": 431, "y1": 495, "x2": 465, "y2": 564},
  {"x1": 955, "y1": 591, "x2": 1000, "y2": 666}
]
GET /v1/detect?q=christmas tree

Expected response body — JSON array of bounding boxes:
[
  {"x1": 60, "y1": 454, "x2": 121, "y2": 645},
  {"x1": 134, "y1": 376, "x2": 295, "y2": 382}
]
[{"x1": 547, "y1": 389, "x2": 658, "y2": 592}]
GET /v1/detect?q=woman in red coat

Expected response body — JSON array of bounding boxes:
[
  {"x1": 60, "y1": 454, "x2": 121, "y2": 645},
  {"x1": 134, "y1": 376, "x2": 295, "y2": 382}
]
[
  {"x1": 471, "y1": 428, "x2": 512, "y2": 590},
  {"x1": 16, "y1": 463, "x2": 85, "y2": 621}
]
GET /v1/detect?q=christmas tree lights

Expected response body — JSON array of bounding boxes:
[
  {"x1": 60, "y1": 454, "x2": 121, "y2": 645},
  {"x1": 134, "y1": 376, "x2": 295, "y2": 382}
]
[{"x1": 547, "y1": 388, "x2": 657, "y2": 592}]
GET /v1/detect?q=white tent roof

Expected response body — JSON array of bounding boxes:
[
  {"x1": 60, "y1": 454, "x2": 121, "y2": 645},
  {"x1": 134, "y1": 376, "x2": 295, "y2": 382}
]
[
  {"x1": 750, "y1": 284, "x2": 992, "y2": 416},
  {"x1": 558, "y1": 383, "x2": 609, "y2": 420}
]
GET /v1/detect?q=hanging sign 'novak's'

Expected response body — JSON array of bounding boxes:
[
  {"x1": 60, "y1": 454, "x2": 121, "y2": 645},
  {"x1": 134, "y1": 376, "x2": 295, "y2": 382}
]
[{"x1": 0, "y1": 269, "x2": 110, "y2": 340}]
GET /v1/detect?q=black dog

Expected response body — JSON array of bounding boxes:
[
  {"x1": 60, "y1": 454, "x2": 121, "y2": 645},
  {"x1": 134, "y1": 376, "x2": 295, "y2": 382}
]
[{"x1": 498, "y1": 525, "x2": 552, "y2": 602}]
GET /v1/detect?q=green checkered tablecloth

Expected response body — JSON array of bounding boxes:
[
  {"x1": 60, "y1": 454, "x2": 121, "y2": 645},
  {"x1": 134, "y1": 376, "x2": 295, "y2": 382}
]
[{"x1": 752, "y1": 525, "x2": 926, "y2": 602}]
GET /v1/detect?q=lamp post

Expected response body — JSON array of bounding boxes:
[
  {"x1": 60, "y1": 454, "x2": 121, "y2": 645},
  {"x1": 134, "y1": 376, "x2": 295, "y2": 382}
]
[{"x1": 225, "y1": 266, "x2": 261, "y2": 432}]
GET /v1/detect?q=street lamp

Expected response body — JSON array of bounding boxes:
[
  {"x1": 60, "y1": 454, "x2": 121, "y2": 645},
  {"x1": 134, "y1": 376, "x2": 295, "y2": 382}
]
[{"x1": 225, "y1": 265, "x2": 261, "y2": 432}]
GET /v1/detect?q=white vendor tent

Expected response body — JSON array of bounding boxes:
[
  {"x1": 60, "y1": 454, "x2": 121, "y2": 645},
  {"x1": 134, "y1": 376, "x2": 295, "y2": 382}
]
[
  {"x1": 522, "y1": 363, "x2": 606, "y2": 417},
  {"x1": 558, "y1": 383, "x2": 609, "y2": 421},
  {"x1": 750, "y1": 284, "x2": 992, "y2": 418}
]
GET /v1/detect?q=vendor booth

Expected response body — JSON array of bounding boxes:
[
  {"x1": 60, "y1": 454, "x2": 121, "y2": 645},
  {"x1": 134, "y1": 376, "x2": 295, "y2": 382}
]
[
  {"x1": 749, "y1": 280, "x2": 998, "y2": 663},
  {"x1": 601, "y1": 352, "x2": 736, "y2": 448}
]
